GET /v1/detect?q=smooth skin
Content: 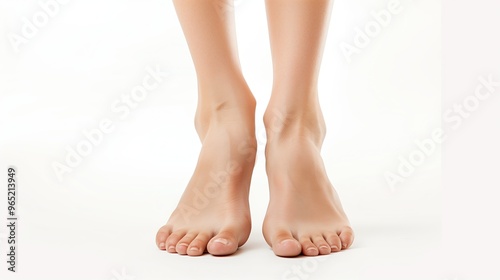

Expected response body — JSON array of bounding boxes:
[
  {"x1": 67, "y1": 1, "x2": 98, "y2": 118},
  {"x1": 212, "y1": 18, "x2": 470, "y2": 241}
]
[{"x1": 156, "y1": 0, "x2": 354, "y2": 257}]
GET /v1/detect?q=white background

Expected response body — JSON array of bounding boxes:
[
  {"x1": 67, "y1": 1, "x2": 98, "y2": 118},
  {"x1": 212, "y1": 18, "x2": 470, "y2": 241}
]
[{"x1": 0, "y1": 0, "x2": 493, "y2": 279}]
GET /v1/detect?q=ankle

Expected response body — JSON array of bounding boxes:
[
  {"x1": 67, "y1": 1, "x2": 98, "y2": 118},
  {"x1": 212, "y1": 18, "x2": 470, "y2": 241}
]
[
  {"x1": 263, "y1": 100, "x2": 326, "y2": 145},
  {"x1": 195, "y1": 82, "x2": 256, "y2": 137}
]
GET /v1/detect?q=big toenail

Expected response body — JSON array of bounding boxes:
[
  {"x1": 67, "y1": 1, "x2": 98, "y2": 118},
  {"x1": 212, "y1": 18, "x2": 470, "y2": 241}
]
[
  {"x1": 213, "y1": 238, "x2": 230, "y2": 245},
  {"x1": 279, "y1": 239, "x2": 301, "y2": 250}
]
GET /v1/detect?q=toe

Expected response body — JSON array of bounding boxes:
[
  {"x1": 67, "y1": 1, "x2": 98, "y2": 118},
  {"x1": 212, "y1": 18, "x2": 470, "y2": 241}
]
[
  {"x1": 271, "y1": 231, "x2": 302, "y2": 257},
  {"x1": 165, "y1": 230, "x2": 187, "y2": 253},
  {"x1": 324, "y1": 232, "x2": 342, "y2": 252},
  {"x1": 207, "y1": 230, "x2": 239, "y2": 256},
  {"x1": 312, "y1": 235, "x2": 331, "y2": 255},
  {"x1": 300, "y1": 237, "x2": 319, "y2": 256},
  {"x1": 176, "y1": 232, "x2": 198, "y2": 255},
  {"x1": 156, "y1": 225, "x2": 171, "y2": 250},
  {"x1": 187, "y1": 232, "x2": 211, "y2": 256},
  {"x1": 339, "y1": 226, "x2": 354, "y2": 249}
]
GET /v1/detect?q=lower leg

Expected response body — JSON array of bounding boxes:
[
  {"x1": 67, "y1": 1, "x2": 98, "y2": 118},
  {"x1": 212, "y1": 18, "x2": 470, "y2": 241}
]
[
  {"x1": 264, "y1": 0, "x2": 331, "y2": 129},
  {"x1": 156, "y1": 0, "x2": 256, "y2": 256},
  {"x1": 263, "y1": 0, "x2": 354, "y2": 257},
  {"x1": 171, "y1": 0, "x2": 255, "y2": 135}
]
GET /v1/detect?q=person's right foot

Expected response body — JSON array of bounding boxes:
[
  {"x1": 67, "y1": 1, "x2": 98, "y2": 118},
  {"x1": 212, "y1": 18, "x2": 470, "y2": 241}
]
[{"x1": 156, "y1": 85, "x2": 257, "y2": 256}]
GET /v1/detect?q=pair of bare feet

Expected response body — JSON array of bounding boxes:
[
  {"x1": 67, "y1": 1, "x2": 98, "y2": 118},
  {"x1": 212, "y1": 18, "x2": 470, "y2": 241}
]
[{"x1": 155, "y1": 83, "x2": 354, "y2": 257}]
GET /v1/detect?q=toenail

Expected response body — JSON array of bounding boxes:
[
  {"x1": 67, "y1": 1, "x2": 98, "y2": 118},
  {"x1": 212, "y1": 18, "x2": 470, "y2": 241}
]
[
  {"x1": 307, "y1": 247, "x2": 318, "y2": 253},
  {"x1": 278, "y1": 239, "x2": 301, "y2": 250},
  {"x1": 213, "y1": 238, "x2": 230, "y2": 246},
  {"x1": 168, "y1": 246, "x2": 176, "y2": 251},
  {"x1": 178, "y1": 243, "x2": 188, "y2": 247},
  {"x1": 189, "y1": 247, "x2": 199, "y2": 252},
  {"x1": 331, "y1": 245, "x2": 339, "y2": 251},
  {"x1": 319, "y1": 245, "x2": 329, "y2": 250},
  {"x1": 159, "y1": 243, "x2": 165, "y2": 249},
  {"x1": 280, "y1": 239, "x2": 294, "y2": 245}
]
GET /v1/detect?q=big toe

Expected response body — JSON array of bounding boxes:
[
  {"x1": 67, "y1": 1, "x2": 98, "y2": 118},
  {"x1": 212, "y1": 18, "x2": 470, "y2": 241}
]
[
  {"x1": 155, "y1": 225, "x2": 171, "y2": 250},
  {"x1": 339, "y1": 226, "x2": 355, "y2": 249},
  {"x1": 272, "y1": 231, "x2": 302, "y2": 257},
  {"x1": 207, "y1": 230, "x2": 239, "y2": 256}
]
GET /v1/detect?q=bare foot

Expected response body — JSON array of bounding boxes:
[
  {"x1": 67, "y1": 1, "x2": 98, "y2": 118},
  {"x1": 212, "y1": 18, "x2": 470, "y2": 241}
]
[
  {"x1": 156, "y1": 85, "x2": 256, "y2": 256},
  {"x1": 262, "y1": 103, "x2": 354, "y2": 257}
]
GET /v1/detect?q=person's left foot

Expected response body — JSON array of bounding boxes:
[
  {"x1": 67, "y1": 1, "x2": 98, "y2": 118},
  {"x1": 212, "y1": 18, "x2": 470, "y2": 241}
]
[{"x1": 262, "y1": 104, "x2": 354, "y2": 257}]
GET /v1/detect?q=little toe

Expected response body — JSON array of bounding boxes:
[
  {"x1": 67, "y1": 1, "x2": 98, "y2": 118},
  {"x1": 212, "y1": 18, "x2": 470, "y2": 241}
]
[
  {"x1": 207, "y1": 230, "x2": 239, "y2": 256},
  {"x1": 272, "y1": 231, "x2": 302, "y2": 257},
  {"x1": 324, "y1": 232, "x2": 342, "y2": 252},
  {"x1": 166, "y1": 230, "x2": 187, "y2": 253},
  {"x1": 312, "y1": 235, "x2": 331, "y2": 255},
  {"x1": 187, "y1": 233, "x2": 211, "y2": 256},
  {"x1": 156, "y1": 225, "x2": 171, "y2": 250},
  {"x1": 339, "y1": 227, "x2": 354, "y2": 249},
  {"x1": 176, "y1": 232, "x2": 198, "y2": 255}
]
